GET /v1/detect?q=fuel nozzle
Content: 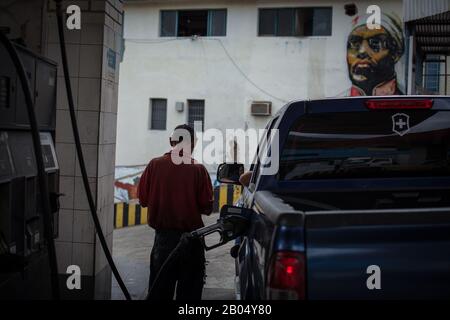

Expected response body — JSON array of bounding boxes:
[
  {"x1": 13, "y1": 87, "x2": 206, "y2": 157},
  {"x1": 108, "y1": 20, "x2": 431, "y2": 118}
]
[{"x1": 190, "y1": 205, "x2": 252, "y2": 251}]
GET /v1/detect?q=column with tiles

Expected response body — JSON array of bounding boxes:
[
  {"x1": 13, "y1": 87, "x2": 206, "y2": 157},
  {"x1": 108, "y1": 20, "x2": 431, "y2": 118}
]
[{"x1": 45, "y1": 0, "x2": 123, "y2": 300}]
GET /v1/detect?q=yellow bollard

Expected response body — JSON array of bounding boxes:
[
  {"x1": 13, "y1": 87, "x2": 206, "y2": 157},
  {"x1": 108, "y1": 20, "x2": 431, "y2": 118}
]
[
  {"x1": 115, "y1": 203, "x2": 124, "y2": 228},
  {"x1": 219, "y1": 184, "x2": 227, "y2": 212},
  {"x1": 140, "y1": 206, "x2": 148, "y2": 225},
  {"x1": 128, "y1": 203, "x2": 136, "y2": 226}
]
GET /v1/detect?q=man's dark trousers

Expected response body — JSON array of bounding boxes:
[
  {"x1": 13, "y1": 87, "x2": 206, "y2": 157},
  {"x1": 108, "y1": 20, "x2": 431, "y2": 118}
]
[{"x1": 147, "y1": 229, "x2": 205, "y2": 300}]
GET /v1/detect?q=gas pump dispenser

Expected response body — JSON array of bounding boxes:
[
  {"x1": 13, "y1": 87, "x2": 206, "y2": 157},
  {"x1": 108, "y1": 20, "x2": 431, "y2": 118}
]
[{"x1": 0, "y1": 41, "x2": 60, "y2": 299}]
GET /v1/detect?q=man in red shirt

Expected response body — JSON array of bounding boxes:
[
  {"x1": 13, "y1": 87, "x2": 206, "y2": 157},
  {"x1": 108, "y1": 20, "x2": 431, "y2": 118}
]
[{"x1": 138, "y1": 124, "x2": 213, "y2": 300}]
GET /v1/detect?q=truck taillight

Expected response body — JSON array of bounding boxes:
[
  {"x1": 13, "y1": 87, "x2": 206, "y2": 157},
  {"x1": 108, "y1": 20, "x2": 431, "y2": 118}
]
[
  {"x1": 365, "y1": 99, "x2": 433, "y2": 110},
  {"x1": 267, "y1": 251, "x2": 306, "y2": 300}
]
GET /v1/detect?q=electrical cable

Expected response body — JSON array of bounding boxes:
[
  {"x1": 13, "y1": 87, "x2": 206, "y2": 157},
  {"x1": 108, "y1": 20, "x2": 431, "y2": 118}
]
[
  {"x1": 0, "y1": 31, "x2": 60, "y2": 299},
  {"x1": 53, "y1": 0, "x2": 132, "y2": 300},
  {"x1": 125, "y1": 37, "x2": 190, "y2": 44},
  {"x1": 207, "y1": 38, "x2": 288, "y2": 103},
  {"x1": 123, "y1": 36, "x2": 288, "y2": 103}
]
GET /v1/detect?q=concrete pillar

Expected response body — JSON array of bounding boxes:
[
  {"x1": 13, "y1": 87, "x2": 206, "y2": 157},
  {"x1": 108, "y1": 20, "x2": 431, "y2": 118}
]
[{"x1": 44, "y1": 0, "x2": 123, "y2": 299}]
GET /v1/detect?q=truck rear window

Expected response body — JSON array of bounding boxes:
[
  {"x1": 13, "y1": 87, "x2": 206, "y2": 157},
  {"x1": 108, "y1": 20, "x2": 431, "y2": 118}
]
[{"x1": 279, "y1": 111, "x2": 450, "y2": 180}]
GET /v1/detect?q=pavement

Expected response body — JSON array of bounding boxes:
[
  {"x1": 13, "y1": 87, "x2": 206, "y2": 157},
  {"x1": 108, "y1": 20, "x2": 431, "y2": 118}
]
[{"x1": 111, "y1": 212, "x2": 236, "y2": 300}]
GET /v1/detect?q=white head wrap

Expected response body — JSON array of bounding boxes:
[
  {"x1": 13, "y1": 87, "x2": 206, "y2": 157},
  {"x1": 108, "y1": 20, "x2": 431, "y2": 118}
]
[{"x1": 350, "y1": 11, "x2": 405, "y2": 60}]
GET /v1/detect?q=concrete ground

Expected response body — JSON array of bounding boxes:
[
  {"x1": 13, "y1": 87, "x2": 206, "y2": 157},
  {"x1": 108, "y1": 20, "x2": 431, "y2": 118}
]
[{"x1": 111, "y1": 212, "x2": 236, "y2": 300}]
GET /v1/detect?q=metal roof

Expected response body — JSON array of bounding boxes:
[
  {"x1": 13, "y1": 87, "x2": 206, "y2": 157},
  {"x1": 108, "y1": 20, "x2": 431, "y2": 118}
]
[
  {"x1": 404, "y1": 0, "x2": 450, "y2": 22},
  {"x1": 412, "y1": 10, "x2": 450, "y2": 54}
]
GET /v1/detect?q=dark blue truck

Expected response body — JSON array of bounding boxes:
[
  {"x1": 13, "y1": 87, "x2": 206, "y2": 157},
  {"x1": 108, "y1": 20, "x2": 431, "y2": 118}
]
[{"x1": 216, "y1": 96, "x2": 450, "y2": 300}]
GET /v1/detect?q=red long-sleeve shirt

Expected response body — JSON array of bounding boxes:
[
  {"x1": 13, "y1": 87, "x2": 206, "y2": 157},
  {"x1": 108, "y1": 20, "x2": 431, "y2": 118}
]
[{"x1": 137, "y1": 151, "x2": 213, "y2": 232}]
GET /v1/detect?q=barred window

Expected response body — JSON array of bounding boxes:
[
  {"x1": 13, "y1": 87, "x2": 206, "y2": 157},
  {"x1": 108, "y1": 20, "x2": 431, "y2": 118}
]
[
  {"x1": 187, "y1": 99, "x2": 205, "y2": 131},
  {"x1": 161, "y1": 11, "x2": 177, "y2": 37},
  {"x1": 423, "y1": 55, "x2": 445, "y2": 94},
  {"x1": 149, "y1": 98, "x2": 167, "y2": 130},
  {"x1": 160, "y1": 9, "x2": 227, "y2": 37},
  {"x1": 258, "y1": 7, "x2": 332, "y2": 37}
]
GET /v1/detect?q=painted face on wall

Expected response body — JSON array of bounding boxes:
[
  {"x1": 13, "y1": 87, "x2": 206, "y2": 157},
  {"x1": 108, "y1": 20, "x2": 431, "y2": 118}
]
[{"x1": 347, "y1": 25, "x2": 402, "y2": 95}]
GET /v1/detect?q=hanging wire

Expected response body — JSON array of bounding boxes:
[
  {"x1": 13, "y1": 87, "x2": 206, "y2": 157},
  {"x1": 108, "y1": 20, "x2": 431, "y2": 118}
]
[
  {"x1": 122, "y1": 36, "x2": 288, "y2": 103},
  {"x1": 205, "y1": 38, "x2": 288, "y2": 103}
]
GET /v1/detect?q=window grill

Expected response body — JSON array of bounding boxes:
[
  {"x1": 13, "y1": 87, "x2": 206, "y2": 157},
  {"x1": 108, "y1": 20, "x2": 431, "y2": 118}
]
[
  {"x1": 149, "y1": 98, "x2": 167, "y2": 130},
  {"x1": 188, "y1": 99, "x2": 205, "y2": 131}
]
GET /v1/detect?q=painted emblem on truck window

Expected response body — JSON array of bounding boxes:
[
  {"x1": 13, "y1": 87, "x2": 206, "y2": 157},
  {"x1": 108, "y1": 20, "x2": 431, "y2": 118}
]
[{"x1": 392, "y1": 113, "x2": 410, "y2": 136}]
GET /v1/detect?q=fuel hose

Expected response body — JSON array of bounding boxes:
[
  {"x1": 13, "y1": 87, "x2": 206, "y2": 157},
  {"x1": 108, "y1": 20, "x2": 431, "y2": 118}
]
[{"x1": 53, "y1": 0, "x2": 131, "y2": 300}]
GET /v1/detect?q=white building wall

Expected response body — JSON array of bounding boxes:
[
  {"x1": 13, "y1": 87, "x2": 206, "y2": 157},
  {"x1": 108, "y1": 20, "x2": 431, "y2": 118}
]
[{"x1": 116, "y1": 0, "x2": 404, "y2": 170}]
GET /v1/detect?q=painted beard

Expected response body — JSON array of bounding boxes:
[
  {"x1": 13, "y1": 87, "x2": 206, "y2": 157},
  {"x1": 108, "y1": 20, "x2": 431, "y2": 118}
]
[{"x1": 348, "y1": 56, "x2": 397, "y2": 95}]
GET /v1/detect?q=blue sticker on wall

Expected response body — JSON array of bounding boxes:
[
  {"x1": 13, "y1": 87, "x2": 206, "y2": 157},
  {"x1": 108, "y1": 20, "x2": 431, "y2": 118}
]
[{"x1": 107, "y1": 48, "x2": 116, "y2": 70}]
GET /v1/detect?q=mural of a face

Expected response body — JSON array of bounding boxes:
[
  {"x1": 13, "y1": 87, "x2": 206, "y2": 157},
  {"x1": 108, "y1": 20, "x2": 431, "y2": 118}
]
[{"x1": 346, "y1": 14, "x2": 404, "y2": 96}]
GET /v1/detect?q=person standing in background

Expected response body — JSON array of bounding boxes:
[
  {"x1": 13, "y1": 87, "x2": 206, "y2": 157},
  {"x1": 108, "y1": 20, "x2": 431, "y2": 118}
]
[{"x1": 138, "y1": 124, "x2": 213, "y2": 300}]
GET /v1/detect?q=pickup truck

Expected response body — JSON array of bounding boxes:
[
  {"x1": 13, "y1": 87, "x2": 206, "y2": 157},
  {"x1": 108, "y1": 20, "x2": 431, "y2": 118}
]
[{"x1": 216, "y1": 96, "x2": 450, "y2": 300}]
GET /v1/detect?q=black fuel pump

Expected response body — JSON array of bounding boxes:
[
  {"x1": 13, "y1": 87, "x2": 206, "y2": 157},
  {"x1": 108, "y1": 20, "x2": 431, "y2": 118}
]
[{"x1": 0, "y1": 32, "x2": 60, "y2": 299}]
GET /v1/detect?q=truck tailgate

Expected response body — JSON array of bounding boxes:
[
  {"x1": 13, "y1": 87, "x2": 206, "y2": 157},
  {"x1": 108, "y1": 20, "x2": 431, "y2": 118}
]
[{"x1": 305, "y1": 208, "x2": 450, "y2": 299}]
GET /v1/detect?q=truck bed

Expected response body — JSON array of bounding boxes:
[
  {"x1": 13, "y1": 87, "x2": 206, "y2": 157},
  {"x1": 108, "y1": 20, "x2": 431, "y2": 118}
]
[
  {"x1": 305, "y1": 207, "x2": 450, "y2": 299},
  {"x1": 275, "y1": 192, "x2": 450, "y2": 299}
]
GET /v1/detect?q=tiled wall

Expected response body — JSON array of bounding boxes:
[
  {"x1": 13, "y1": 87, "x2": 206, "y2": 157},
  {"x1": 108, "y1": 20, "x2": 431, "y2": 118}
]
[{"x1": 44, "y1": 0, "x2": 123, "y2": 299}]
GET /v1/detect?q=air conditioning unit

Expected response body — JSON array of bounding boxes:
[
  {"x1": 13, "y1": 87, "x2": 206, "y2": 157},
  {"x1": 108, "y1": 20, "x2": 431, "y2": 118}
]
[
  {"x1": 250, "y1": 101, "x2": 272, "y2": 116},
  {"x1": 175, "y1": 101, "x2": 184, "y2": 112}
]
